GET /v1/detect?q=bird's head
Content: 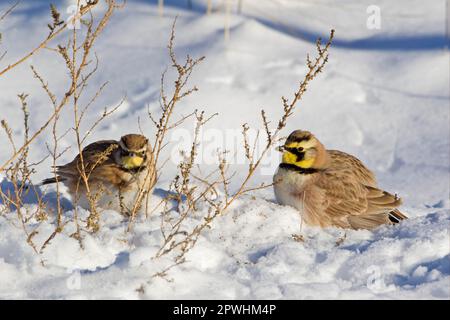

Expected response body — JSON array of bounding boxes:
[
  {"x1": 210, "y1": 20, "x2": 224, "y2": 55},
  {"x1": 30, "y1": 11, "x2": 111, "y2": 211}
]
[
  {"x1": 280, "y1": 130, "x2": 328, "y2": 170},
  {"x1": 118, "y1": 134, "x2": 149, "y2": 170}
]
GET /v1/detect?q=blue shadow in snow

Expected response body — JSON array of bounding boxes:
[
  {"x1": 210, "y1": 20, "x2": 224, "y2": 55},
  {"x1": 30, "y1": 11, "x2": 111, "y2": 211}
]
[
  {"x1": 79, "y1": 251, "x2": 130, "y2": 274},
  {"x1": 252, "y1": 16, "x2": 449, "y2": 51},
  {"x1": 133, "y1": 0, "x2": 449, "y2": 51},
  {"x1": 0, "y1": 180, "x2": 178, "y2": 213},
  {"x1": 393, "y1": 254, "x2": 450, "y2": 287},
  {"x1": 7, "y1": 0, "x2": 447, "y2": 51},
  {"x1": 0, "y1": 178, "x2": 73, "y2": 211}
]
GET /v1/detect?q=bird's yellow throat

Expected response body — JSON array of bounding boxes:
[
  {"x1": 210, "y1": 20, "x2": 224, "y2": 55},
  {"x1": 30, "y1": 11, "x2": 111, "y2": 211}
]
[{"x1": 122, "y1": 156, "x2": 144, "y2": 169}]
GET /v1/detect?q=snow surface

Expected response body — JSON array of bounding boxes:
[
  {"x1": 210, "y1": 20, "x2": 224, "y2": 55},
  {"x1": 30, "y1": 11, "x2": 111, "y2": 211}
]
[{"x1": 0, "y1": 0, "x2": 449, "y2": 299}]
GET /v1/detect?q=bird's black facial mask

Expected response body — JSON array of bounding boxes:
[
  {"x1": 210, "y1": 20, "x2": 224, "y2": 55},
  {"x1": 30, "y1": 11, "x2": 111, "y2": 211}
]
[
  {"x1": 283, "y1": 146, "x2": 305, "y2": 162},
  {"x1": 281, "y1": 141, "x2": 316, "y2": 169}
]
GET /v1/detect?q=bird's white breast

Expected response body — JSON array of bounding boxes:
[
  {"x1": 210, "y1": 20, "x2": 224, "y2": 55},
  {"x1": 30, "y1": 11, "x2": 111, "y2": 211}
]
[
  {"x1": 76, "y1": 168, "x2": 152, "y2": 214},
  {"x1": 273, "y1": 166, "x2": 310, "y2": 211}
]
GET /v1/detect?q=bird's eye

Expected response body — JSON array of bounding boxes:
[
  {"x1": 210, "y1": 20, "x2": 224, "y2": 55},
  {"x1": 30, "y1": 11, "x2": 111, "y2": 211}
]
[{"x1": 298, "y1": 147, "x2": 304, "y2": 152}]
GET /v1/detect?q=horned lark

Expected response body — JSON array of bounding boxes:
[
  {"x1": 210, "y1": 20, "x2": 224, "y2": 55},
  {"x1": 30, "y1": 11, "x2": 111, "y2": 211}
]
[
  {"x1": 273, "y1": 130, "x2": 407, "y2": 230},
  {"x1": 42, "y1": 134, "x2": 156, "y2": 214}
]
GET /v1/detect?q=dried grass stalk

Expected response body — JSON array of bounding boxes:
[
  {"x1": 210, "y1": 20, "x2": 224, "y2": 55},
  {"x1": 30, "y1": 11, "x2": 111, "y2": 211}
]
[{"x1": 153, "y1": 29, "x2": 335, "y2": 276}]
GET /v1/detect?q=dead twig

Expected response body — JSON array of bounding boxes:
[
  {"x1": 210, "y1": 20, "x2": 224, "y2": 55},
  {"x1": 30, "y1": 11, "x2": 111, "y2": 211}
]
[{"x1": 153, "y1": 29, "x2": 335, "y2": 274}]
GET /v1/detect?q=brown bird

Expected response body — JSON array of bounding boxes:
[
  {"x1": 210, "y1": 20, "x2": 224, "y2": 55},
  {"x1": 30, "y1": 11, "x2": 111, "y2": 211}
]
[
  {"x1": 273, "y1": 130, "x2": 407, "y2": 230},
  {"x1": 42, "y1": 134, "x2": 156, "y2": 214}
]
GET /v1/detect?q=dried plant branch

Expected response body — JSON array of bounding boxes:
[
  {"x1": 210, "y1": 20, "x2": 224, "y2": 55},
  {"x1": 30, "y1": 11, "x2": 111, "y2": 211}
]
[
  {"x1": 0, "y1": 1, "x2": 20, "y2": 61},
  {"x1": 58, "y1": 0, "x2": 122, "y2": 232},
  {"x1": 31, "y1": 65, "x2": 65, "y2": 233},
  {"x1": 0, "y1": 2, "x2": 117, "y2": 173},
  {"x1": 0, "y1": 93, "x2": 47, "y2": 256},
  {"x1": 1, "y1": 119, "x2": 16, "y2": 153},
  {"x1": 0, "y1": 1, "x2": 19, "y2": 22},
  {"x1": 0, "y1": 0, "x2": 100, "y2": 78},
  {"x1": 155, "y1": 110, "x2": 219, "y2": 260},
  {"x1": 1, "y1": 0, "x2": 121, "y2": 255},
  {"x1": 224, "y1": 29, "x2": 335, "y2": 206},
  {"x1": 151, "y1": 18, "x2": 205, "y2": 167},
  {"x1": 153, "y1": 29, "x2": 335, "y2": 274},
  {"x1": 126, "y1": 18, "x2": 207, "y2": 231}
]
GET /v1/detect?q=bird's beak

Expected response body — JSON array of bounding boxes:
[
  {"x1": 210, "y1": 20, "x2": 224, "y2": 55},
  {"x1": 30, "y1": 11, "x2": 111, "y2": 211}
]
[{"x1": 122, "y1": 155, "x2": 144, "y2": 169}]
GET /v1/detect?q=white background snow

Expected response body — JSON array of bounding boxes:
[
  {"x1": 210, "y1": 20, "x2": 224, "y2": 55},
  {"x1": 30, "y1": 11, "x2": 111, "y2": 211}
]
[{"x1": 0, "y1": 0, "x2": 449, "y2": 299}]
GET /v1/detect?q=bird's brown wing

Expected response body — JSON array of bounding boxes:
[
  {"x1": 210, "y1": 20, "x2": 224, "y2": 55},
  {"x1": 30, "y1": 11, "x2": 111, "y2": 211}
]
[
  {"x1": 56, "y1": 140, "x2": 119, "y2": 180},
  {"x1": 314, "y1": 165, "x2": 403, "y2": 230},
  {"x1": 328, "y1": 150, "x2": 377, "y2": 187},
  {"x1": 346, "y1": 186, "x2": 404, "y2": 229}
]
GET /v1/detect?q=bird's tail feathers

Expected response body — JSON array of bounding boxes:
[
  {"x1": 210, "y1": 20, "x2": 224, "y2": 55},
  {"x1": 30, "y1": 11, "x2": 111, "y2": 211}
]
[
  {"x1": 41, "y1": 176, "x2": 66, "y2": 186},
  {"x1": 388, "y1": 208, "x2": 408, "y2": 224}
]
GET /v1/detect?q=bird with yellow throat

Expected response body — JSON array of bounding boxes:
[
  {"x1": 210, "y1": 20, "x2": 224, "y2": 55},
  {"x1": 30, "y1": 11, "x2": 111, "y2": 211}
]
[
  {"x1": 273, "y1": 130, "x2": 407, "y2": 230},
  {"x1": 42, "y1": 134, "x2": 156, "y2": 214}
]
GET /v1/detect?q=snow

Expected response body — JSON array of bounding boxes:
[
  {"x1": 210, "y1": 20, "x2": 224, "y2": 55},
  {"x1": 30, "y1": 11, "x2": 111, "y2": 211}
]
[{"x1": 0, "y1": 0, "x2": 449, "y2": 299}]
